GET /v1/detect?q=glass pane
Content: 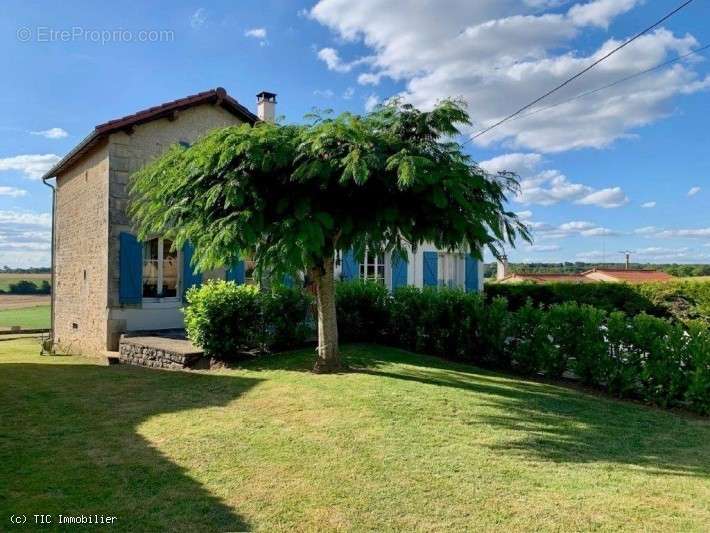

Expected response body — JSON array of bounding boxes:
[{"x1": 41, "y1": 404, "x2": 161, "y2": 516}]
[
  {"x1": 162, "y1": 239, "x2": 178, "y2": 297},
  {"x1": 142, "y1": 238, "x2": 159, "y2": 297}
]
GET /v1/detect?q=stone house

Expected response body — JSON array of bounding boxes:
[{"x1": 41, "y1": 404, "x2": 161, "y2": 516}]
[{"x1": 42, "y1": 88, "x2": 483, "y2": 356}]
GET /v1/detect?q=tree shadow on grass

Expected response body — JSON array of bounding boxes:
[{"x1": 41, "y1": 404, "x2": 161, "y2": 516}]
[
  {"x1": 0, "y1": 361, "x2": 261, "y2": 532},
  {"x1": 335, "y1": 344, "x2": 710, "y2": 479}
]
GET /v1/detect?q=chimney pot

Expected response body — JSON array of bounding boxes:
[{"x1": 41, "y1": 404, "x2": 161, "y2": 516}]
[{"x1": 256, "y1": 91, "x2": 277, "y2": 123}]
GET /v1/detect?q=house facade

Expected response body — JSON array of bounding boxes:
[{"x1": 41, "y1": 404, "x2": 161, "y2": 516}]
[{"x1": 42, "y1": 88, "x2": 482, "y2": 356}]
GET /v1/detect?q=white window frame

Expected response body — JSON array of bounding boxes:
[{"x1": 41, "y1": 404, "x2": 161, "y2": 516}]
[
  {"x1": 142, "y1": 237, "x2": 180, "y2": 305},
  {"x1": 360, "y1": 250, "x2": 386, "y2": 284}
]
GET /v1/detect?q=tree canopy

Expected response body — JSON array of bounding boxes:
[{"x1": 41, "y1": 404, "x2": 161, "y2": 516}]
[{"x1": 129, "y1": 99, "x2": 528, "y2": 277}]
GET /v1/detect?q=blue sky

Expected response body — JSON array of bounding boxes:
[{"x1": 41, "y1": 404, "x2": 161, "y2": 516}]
[{"x1": 0, "y1": 0, "x2": 708, "y2": 267}]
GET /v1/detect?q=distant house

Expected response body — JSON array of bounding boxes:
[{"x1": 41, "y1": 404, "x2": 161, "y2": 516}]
[
  {"x1": 42, "y1": 87, "x2": 483, "y2": 356},
  {"x1": 581, "y1": 268, "x2": 675, "y2": 283},
  {"x1": 497, "y1": 273, "x2": 590, "y2": 284},
  {"x1": 497, "y1": 267, "x2": 674, "y2": 284}
]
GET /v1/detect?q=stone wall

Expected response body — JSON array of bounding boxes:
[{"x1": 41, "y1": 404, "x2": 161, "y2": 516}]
[
  {"x1": 53, "y1": 140, "x2": 110, "y2": 355},
  {"x1": 118, "y1": 336, "x2": 204, "y2": 369}
]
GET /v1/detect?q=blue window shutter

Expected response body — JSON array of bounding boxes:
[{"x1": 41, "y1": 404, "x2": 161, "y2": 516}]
[
  {"x1": 465, "y1": 254, "x2": 479, "y2": 293},
  {"x1": 226, "y1": 260, "x2": 245, "y2": 284},
  {"x1": 119, "y1": 232, "x2": 142, "y2": 304},
  {"x1": 423, "y1": 251, "x2": 438, "y2": 287},
  {"x1": 282, "y1": 274, "x2": 294, "y2": 288},
  {"x1": 182, "y1": 242, "x2": 203, "y2": 299},
  {"x1": 391, "y1": 253, "x2": 408, "y2": 289},
  {"x1": 341, "y1": 250, "x2": 358, "y2": 280}
]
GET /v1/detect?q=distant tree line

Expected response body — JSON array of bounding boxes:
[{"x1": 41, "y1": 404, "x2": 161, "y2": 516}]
[
  {"x1": 0, "y1": 280, "x2": 51, "y2": 295},
  {"x1": 0, "y1": 266, "x2": 51, "y2": 274},
  {"x1": 484, "y1": 262, "x2": 710, "y2": 278}
]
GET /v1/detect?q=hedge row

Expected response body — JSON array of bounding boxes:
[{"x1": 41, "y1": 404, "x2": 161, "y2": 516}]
[
  {"x1": 336, "y1": 282, "x2": 710, "y2": 414},
  {"x1": 486, "y1": 280, "x2": 710, "y2": 326},
  {"x1": 0, "y1": 280, "x2": 51, "y2": 295},
  {"x1": 184, "y1": 281, "x2": 311, "y2": 357}
]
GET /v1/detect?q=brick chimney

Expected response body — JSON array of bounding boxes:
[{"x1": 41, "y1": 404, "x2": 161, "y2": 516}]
[
  {"x1": 496, "y1": 255, "x2": 509, "y2": 281},
  {"x1": 256, "y1": 91, "x2": 277, "y2": 123}
]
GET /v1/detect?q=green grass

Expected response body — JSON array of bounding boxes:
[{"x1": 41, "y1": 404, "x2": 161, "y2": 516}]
[
  {"x1": 0, "y1": 305, "x2": 50, "y2": 329},
  {"x1": 0, "y1": 273, "x2": 50, "y2": 291},
  {"x1": 1, "y1": 339, "x2": 708, "y2": 531}
]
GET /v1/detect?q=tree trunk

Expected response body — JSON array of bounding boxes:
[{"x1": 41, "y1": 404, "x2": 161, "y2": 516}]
[{"x1": 312, "y1": 257, "x2": 343, "y2": 373}]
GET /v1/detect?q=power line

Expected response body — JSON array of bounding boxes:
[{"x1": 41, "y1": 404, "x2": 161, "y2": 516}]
[
  {"x1": 464, "y1": 0, "x2": 697, "y2": 144},
  {"x1": 509, "y1": 43, "x2": 710, "y2": 124}
]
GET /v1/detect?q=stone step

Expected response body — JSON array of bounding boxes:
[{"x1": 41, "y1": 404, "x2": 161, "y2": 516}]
[{"x1": 118, "y1": 334, "x2": 205, "y2": 370}]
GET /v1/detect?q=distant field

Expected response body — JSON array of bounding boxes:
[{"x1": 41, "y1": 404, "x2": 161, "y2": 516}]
[
  {"x1": 0, "y1": 304, "x2": 50, "y2": 330},
  {"x1": 0, "y1": 273, "x2": 50, "y2": 291}
]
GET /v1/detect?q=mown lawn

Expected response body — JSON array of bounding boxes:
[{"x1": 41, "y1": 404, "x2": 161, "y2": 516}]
[
  {"x1": 1, "y1": 338, "x2": 708, "y2": 532},
  {"x1": 0, "y1": 305, "x2": 50, "y2": 329}
]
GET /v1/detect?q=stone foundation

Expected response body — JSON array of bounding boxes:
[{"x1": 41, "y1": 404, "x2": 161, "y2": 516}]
[{"x1": 118, "y1": 334, "x2": 204, "y2": 370}]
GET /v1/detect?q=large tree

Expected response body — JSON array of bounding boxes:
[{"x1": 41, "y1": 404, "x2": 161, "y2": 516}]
[{"x1": 129, "y1": 99, "x2": 529, "y2": 372}]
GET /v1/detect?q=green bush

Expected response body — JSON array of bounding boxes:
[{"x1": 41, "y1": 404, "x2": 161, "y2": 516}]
[
  {"x1": 335, "y1": 281, "x2": 390, "y2": 343},
  {"x1": 507, "y1": 300, "x2": 549, "y2": 375},
  {"x1": 603, "y1": 311, "x2": 641, "y2": 397},
  {"x1": 685, "y1": 323, "x2": 710, "y2": 415},
  {"x1": 185, "y1": 281, "x2": 262, "y2": 358},
  {"x1": 185, "y1": 280, "x2": 312, "y2": 358}
]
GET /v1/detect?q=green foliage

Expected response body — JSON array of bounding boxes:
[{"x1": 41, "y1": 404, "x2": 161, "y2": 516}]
[
  {"x1": 333, "y1": 285, "x2": 709, "y2": 414},
  {"x1": 507, "y1": 300, "x2": 551, "y2": 375},
  {"x1": 184, "y1": 280, "x2": 312, "y2": 358},
  {"x1": 335, "y1": 281, "x2": 390, "y2": 343},
  {"x1": 185, "y1": 281, "x2": 262, "y2": 358},
  {"x1": 0, "y1": 279, "x2": 51, "y2": 295},
  {"x1": 129, "y1": 99, "x2": 529, "y2": 279}
]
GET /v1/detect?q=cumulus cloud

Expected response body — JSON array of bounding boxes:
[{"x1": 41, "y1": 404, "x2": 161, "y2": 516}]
[
  {"x1": 342, "y1": 87, "x2": 355, "y2": 99},
  {"x1": 641, "y1": 201, "x2": 656, "y2": 208},
  {"x1": 245, "y1": 27, "x2": 267, "y2": 39},
  {"x1": 0, "y1": 186, "x2": 27, "y2": 198},
  {"x1": 579, "y1": 246, "x2": 710, "y2": 262},
  {"x1": 688, "y1": 186, "x2": 701, "y2": 196},
  {"x1": 30, "y1": 127, "x2": 68, "y2": 139},
  {"x1": 317, "y1": 47, "x2": 373, "y2": 73},
  {"x1": 310, "y1": 1, "x2": 709, "y2": 153},
  {"x1": 526, "y1": 244, "x2": 561, "y2": 252},
  {"x1": 479, "y1": 152, "x2": 628, "y2": 208},
  {"x1": 0, "y1": 154, "x2": 61, "y2": 179},
  {"x1": 524, "y1": 217, "x2": 618, "y2": 240}
]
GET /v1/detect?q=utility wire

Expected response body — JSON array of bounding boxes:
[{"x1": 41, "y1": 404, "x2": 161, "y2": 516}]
[
  {"x1": 509, "y1": 43, "x2": 710, "y2": 123},
  {"x1": 464, "y1": 0, "x2": 697, "y2": 144}
]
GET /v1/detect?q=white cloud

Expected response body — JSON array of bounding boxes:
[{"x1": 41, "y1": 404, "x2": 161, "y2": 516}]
[
  {"x1": 688, "y1": 186, "x2": 701, "y2": 197},
  {"x1": 342, "y1": 87, "x2": 355, "y2": 99},
  {"x1": 317, "y1": 47, "x2": 374, "y2": 73},
  {"x1": 479, "y1": 152, "x2": 628, "y2": 208},
  {"x1": 579, "y1": 246, "x2": 710, "y2": 262},
  {"x1": 0, "y1": 210, "x2": 52, "y2": 267},
  {"x1": 313, "y1": 89, "x2": 335, "y2": 98},
  {"x1": 525, "y1": 217, "x2": 618, "y2": 241},
  {"x1": 30, "y1": 127, "x2": 68, "y2": 139},
  {"x1": 641, "y1": 201, "x2": 656, "y2": 208},
  {"x1": 526, "y1": 244, "x2": 561, "y2": 252},
  {"x1": 634, "y1": 225, "x2": 710, "y2": 239},
  {"x1": 575, "y1": 187, "x2": 629, "y2": 208},
  {"x1": 311, "y1": 1, "x2": 709, "y2": 153},
  {"x1": 190, "y1": 8, "x2": 207, "y2": 29},
  {"x1": 245, "y1": 27, "x2": 267, "y2": 39},
  {"x1": 0, "y1": 186, "x2": 27, "y2": 198},
  {"x1": 364, "y1": 94, "x2": 380, "y2": 112},
  {"x1": 0, "y1": 154, "x2": 61, "y2": 179}
]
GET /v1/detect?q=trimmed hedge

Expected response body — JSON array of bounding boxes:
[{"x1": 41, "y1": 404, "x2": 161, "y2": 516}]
[
  {"x1": 335, "y1": 282, "x2": 710, "y2": 414},
  {"x1": 486, "y1": 279, "x2": 710, "y2": 326},
  {"x1": 184, "y1": 280, "x2": 311, "y2": 358}
]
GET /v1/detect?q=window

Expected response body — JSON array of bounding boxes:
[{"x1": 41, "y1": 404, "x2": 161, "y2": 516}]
[
  {"x1": 360, "y1": 251, "x2": 385, "y2": 283},
  {"x1": 438, "y1": 253, "x2": 464, "y2": 289},
  {"x1": 142, "y1": 237, "x2": 179, "y2": 299}
]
